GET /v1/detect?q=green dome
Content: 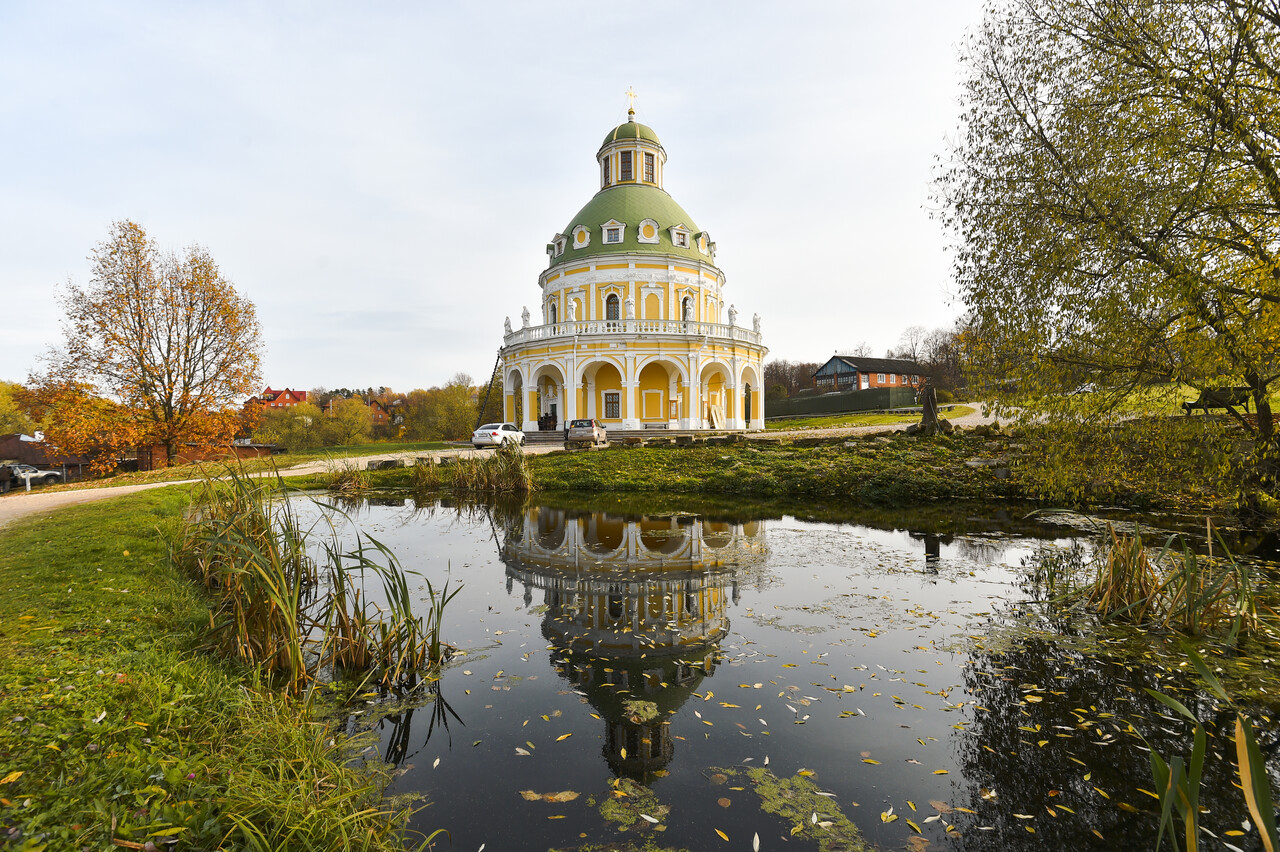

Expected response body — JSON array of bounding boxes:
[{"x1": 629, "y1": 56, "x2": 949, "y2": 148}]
[
  {"x1": 600, "y1": 115, "x2": 661, "y2": 150},
  {"x1": 555, "y1": 184, "x2": 710, "y2": 265}
]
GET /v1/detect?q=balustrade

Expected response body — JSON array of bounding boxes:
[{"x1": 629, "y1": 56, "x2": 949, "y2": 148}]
[{"x1": 504, "y1": 318, "x2": 761, "y2": 347}]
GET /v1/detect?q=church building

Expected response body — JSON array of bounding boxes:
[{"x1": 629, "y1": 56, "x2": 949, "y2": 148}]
[{"x1": 501, "y1": 105, "x2": 767, "y2": 432}]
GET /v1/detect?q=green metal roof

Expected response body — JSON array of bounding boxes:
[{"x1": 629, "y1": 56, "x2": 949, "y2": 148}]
[
  {"x1": 600, "y1": 117, "x2": 661, "y2": 150},
  {"x1": 553, "y1": 184, "x2": 712, "y2": 266}
]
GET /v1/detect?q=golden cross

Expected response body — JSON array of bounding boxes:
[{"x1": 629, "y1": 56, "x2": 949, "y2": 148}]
[{"x1": 625, "y1": 86, "x2": 638, "y2": 112}]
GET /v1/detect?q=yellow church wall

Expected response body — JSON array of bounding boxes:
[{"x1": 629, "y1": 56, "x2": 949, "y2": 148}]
[
  {"x1": 643, "y1": 293, "x2": 660, "y2": 320},
  {"x1": 593, "y1": 362, "x2": 624, "y2": 423},
  {"x1": 637, "y1": 362, "x2": 669, "y2": 421},
  {"x1": 596, "y1": 263, "x2": 627, "y2": 271},
  {"x1": 635, "y1": 263, "x2": 666, "y2": 270}
]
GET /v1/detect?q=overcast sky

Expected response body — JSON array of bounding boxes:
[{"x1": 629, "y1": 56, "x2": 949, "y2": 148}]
[{"x1": 0, "y1": 1, "x2": 986, "y2": 393}]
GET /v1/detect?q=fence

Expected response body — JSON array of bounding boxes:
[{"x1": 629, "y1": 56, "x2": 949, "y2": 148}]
[{"x1": 765, "y1": 387, "x2": 919, "y2": 419}]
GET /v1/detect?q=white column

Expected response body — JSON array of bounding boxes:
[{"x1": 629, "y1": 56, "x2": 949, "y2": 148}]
[
  {"x1": 623, "y1": 380, "x2": 640, "y2": 430},
  {"x1": 586, "y1": 381, "x2": 596, "y2": 418}
]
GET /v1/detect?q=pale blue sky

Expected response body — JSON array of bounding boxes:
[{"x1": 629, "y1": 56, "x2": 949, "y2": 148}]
[{"x1": 1, "y1": 1, "x2": 985, "y2": 392}]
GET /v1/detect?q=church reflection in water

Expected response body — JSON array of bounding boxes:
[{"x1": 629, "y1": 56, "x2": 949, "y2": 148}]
[{"x1": 500, "y1": 507, "x2": 766, "y2": 780}]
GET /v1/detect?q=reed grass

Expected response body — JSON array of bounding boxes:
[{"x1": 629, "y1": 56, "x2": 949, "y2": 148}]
[
  {"x1": 409, "y1": 442, "x2": 535, "y2": 494},
  {"x1": 173, "y1": 463, "x2": 457, "y2": 694},
  {"x1": 324, "y1": 457, "x2": 372, "y2": 493},
  {"x1": 172, "y1": 466, "x2": 317, "y2": 693},
  {"x1": 1078, "y1": 524, "x2": 1267, "y2": 641},
  {"x1": 318, "y1": 533, "x2": 460, "y2": 689},
  {"x1": 1144, "y1": 650, "x2": 1280, "y2": 852}
]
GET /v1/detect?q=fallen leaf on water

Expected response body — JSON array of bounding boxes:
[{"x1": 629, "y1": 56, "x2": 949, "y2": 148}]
[
  {"x1": 640, "y1": 814, "x2": 659, "y2": 824},
  {"x1": 514, "y1": 747, "x2": 530, "y2": 756},
  {"x1": 906, "y1": 819, "x2": 922, "y2": 833},
  {"x1": 717, "y1": 797, "x2": 731, "y2": 808},
  {"x1": 862, "y1": 759, "x2": 880, "y2": 765},
  {"x1": 519, "y1": 790, "x2": 580, "y2": 803},
  {"x1": 556, "y1": 733, "x2": 572, "y2": 741},
  {"x1": 753, "y1": 832, "x2": 760, "y2": 851},
  {"x1": 932, "y1": 769, "x2": 949, "y2": 775},
  {"x1": 715, "y1": 828, "x2": 729, "y2": 841}
]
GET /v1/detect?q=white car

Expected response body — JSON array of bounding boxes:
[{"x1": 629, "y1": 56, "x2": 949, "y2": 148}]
[
  {"x1": 6, "y1": 463, "x2": 63, "y2": 485},
  {"x1": 472, "y1": 423, "x2": 525, "y2": 449}
]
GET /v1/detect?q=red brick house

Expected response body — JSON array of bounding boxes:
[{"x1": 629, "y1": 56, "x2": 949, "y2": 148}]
[
  {"x1": 245, "y1": 387, "x2": 309, "y2": 410},
  {"x1": 812, "y1": 356, "x2": 929, "y2": 392}
]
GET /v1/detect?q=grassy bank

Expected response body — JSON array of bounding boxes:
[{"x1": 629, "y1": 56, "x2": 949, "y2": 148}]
[
  {"x1": 505, "y1": 417, "x2": 1243, "y2": 517},
  {"x1": 0, "y1": 490, "x2": 427, "y2": 851},
  {"x1": 763, "y1": 404, "x2": 975, "y2": 432}
]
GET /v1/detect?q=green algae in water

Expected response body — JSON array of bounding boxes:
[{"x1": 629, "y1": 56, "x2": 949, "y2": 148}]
[
  {"x1": 624, "y1": 700, "x2": 659, "y2": 723},
  {"x1": 712, "y1": 766, "x2": 872, "y2": 852},
  {"x1": 589, "y1": 778, "x2": 669, "y2": 832}
]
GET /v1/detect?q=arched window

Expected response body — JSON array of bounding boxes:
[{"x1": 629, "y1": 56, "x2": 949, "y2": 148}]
[
  {"x1": 606, "y1": 294, "x2": 620, "y2": 321},
  {"x1": 549, "y1": 302, "x2": 558, "y2": 324}
]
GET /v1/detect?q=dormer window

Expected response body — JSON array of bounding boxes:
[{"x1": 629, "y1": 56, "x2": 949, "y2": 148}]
[
  {"x1": 620, "y1": 151, "x2": 633, "y2": 181},
  {"x1": 601, "y1": 219, "x2": 626, "y2": 245},
  {"x1": 572, "y1": 224, "x2": 591, "y2": 249},
  {"x1": 670, "y1": 224, "x2": 691, "y2": 249},
  {"x1": 644, "y1": 152, "x2": 655, "y2": 183},
  {"x1": 696, "y1": 233, "x2": 709, "y2": 255},
  {"x1": 637, "y1": 219, "x2": 660, "y2": 244},
  {"x1": 555, "y1": 236, "x2": 566, "y2": 256}
]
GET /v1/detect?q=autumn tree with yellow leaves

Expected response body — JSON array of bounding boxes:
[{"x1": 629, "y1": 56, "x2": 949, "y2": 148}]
[
  {"x1": 28, "y1": 221, "x2": 262, "y2": 470},
  {"x1": 936, "y1": 0, "x2": 1280, "y2": 505}
]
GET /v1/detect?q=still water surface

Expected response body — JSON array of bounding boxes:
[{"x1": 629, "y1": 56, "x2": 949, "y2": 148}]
[{"x1": 297, "y1": 495, "x2": 1277, "y2": 851}]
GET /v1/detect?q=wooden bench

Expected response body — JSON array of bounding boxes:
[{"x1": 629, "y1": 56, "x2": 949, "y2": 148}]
[{"x1": 1183, "y1": 387, "x2": 1251, "y2": 415}]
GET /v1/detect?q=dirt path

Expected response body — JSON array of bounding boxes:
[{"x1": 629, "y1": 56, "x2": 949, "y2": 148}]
[
  {"x1": 0, "y1": 404, "x2": 996, "y2": 532},
  {"x1": 0, "y1": 444, "x2": 561, "y2": 532}
]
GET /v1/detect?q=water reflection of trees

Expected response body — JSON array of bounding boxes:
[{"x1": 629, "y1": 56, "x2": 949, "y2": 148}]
[
  {"x1": 955, "y1": 637, "x2": 1264, "y2": 851},
  {"x1": 501, "y1": 506, "x2": 765, "y2": 780}
]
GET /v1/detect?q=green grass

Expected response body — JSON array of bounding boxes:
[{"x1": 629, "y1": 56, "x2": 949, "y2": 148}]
[
  {"x1": 425, "y1": 417, "x2": 1247, "y2": 517},
  {"x1": 764, "y1": 405, "x2": 975, "y2": 432},
  {"x1": 6, "y1": 441, "x2": 455, "y2": 493},
  {"x1": 0, "y1": 489, "x2": 431, "y2": 851}
]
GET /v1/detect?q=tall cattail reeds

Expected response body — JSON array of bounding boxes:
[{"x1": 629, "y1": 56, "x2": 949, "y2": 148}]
[{"x1": 173, "y1": 463, "x2": 457, "y2": 694}]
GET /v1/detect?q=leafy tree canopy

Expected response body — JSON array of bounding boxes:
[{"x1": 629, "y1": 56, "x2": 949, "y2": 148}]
[
  {"x1": 28, "y1": 221, "x2": 262, "y2": 469},
  {"x1": 937, "y1": 0, "x2": 1280, "y2": 499}
]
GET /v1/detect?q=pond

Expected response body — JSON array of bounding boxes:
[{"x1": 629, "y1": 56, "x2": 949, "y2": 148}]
[{"x1": 297, "y1": 494, "x2": 1280, "y2": 852}]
